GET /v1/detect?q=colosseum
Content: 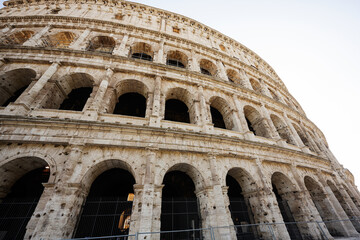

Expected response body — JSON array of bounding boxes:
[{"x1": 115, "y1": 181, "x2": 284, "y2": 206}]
[{"x1": 0, "y1": 0, "x2": 359, "y2": 239}]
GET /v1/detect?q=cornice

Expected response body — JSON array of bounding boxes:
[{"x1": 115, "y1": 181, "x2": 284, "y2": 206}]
[{"x1": 0, "y1": 115, "x2": 330, "y2": 169}]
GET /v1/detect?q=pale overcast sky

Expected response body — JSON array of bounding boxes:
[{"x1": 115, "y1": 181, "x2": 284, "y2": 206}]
[{"x1": 1, "y1": 0, "x2": 359, "y2": 186}]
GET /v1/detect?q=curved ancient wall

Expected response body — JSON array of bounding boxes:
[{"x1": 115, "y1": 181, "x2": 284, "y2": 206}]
[{"x1": 0, "y1": 0, "x2": 359, "y2": 239}]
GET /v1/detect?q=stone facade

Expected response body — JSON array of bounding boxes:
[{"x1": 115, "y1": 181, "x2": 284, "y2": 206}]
[{"x1": 0, "y1": 0, "x2": 359, "y2": 239}]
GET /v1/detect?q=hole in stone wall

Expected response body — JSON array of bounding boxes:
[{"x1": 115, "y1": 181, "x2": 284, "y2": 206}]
[
  {"x1": 210, "y1": 106, "x2": 226, "y2": 129},
  {"x1": 164, "y1": 99, "x2": 190, "y2": 123},
  {"x1": 113, "y1": 92, "x2": 146, "y2": 117},
  {"x1": 59, "y1": 87, "x2": 92, "y2": 111}
]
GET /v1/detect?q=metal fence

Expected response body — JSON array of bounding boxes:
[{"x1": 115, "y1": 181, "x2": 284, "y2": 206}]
[{"x1": 63, "y1": 217, "x2": 360, "y2": 240}]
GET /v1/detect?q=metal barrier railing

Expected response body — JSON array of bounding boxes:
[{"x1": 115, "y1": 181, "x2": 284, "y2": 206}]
[{"x1": 64, "y1": 218, "x2": 360, "y2": 240}]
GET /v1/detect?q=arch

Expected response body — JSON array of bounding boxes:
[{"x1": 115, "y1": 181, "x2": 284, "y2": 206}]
[
  {"x1": 342, "y1": 184, "x2": 360, "y2": 211},
  {"x1": 327, "y1": 180, "x2": 360, "y2": 232},
  {"x1": 271, "y1": 172, "x2": 304, "y2": 239},
  {"x1": 113, "y1": 80, "x2": 149, "y2": 117},
  {"x1": 1, "y1": 30, "x2": 34, "y2": 45},
  {"x1": 209, "y1": 96, "x2": 234, "y2": 130},
  {"x1": 42, "y1": 31, "x2": 77, "y2": 48},
  {"x1": 249, "y1": 78, "x2": 262, "y2": 94},
  {"x1": 87, "y1": 35, "x2": 115, "y2": 54},
  {"x1": 0, "y1": 157, "x2": 51, "y2": 240},
  {"x1": 0, "y1": 68, "x2": 36, "y2": 106},
  {"x1": 161, "y1": 163, "x2": 206, "y2": 192},
  {"x1": 164, "y1": 87, "x2": 194, "y2": 124},
  {"x1": 115, "y1": 79, "x2": 149, "y2": 99},
  {"x1": 75, "y1": 168, "x2": 136, "y2": 238},
  {"x1": 199, "y1": 59, "x2": 217, "y2": 76},
  {"x1": 80, "y1": 159, "x2": 138, "y2": 192},
  {"x1": 270, "y1": 114, "x2": 296, "y2": 145},
  {"x1": 292, "y1": 123, "x2": 315, "y2": 151},
  {"x1": 161, "y1": 170, "x2": 200, "y2": 238},
  {"x1": 226, "y1": 69, "x2": 241, "y2": 84},
  {"x1": 268, "y1": 88, "x2": 280, "y2": 101},
  {"x1": 166, "y1": 50, "x2": 188, "y2": 68},
  {"x1": 130, "y1": 42, "x2": 153, "y2": 61},
  {"x1": 55, "y1": 73, "x2": 94, "y2": 111},
  {"x1": 304, "y1": 176, "x2": 344, "y2": 237},
  {"x1": 243, "y1": 105, "x2": 271, "y2": 138},
  {"x1": 226, "y1": 168, "x2": 258, "y2": 239}
]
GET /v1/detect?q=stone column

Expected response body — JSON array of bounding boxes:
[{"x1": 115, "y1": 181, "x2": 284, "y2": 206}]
[
  {"x1": 206, "y1": 154, "x2": 235, "y2": 239},
  {"x1": 129, "y1": 148, "x2": 163, "y2": 239},
  {"x1": 216, "y1": 59, "x2": 227, "y2": 80},
  {"x1": 112, "y1": 33, "x2": 129, "y2": 56},
  {"x1": 238, "y1": 69, "x2": 252, "y2": 89},
  {"x1": 288, "y1": 165, "x2": 332, "y2": 239},
  {"x1": 69, "y1": 28, "x2": 91, "y2": 50},
  {"x1": 149, "y1": 76, "x2": 162, "y2": 127},
  {"x1": 258, "y1": 79, "x2": 272, "y2": 98},
  {"x1": 189, "y1": 50, "x2": 200, "y2": 72},
  {"x1": 232, "y1": 97, "x2": 254, "y2": 140},
  {"x1": 82, "y1": 68, "x2": 114, "y2": 120},
  {"x1": 283, "y1": 113, "x2": 311, "y2": 153},
  {"x1": 197, "y1": 85, "x2": 213, "y2": 132},
  {"x1": 259, "y1": 103, "x2": 283, "y2": 142},
  {"x1": 27, "y1": 182, "x2": 87, "y2": 240},
  {"x1": 253, "y1": 159, "x2": 291, "y2": 240},
  {"x1": 317, "y1": 171, "x2": 360, "y2": 237},
  {"x1": 154, "y1": 39, "x2": 165, "y2": 64},
  {"x1": 23, "y1": 25, "x2": 51, "y2": 46},
  {"x1": 7, "y1": 62, "x2": 60, "y2": 114}
]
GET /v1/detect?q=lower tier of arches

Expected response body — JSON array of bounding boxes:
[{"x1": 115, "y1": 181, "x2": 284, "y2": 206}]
[{"x1": 0, "y1": 144, "x2": 359, "y2": 240}]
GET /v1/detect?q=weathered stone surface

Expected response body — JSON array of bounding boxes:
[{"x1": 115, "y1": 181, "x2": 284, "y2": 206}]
[{"x1": 0, "y1": 0, "x2": 359, "y2": 239}]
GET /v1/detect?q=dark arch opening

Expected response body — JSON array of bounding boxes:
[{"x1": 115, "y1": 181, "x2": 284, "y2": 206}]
[
  {"x1": 165, "y1": 99, "x2": 190, "y2": 123},
  {"x1": 272, "y1": 183, "x2": 303, "y2": 240},
  {"x1": 59, "y1": 87, "x2": 92, "y2": 111},
  {"x1": 2, "y1": 86, "x2": 28, "y2": 107},
  {"x1": 200, "y1": 68, "x2": 212, "y2": 76},
  {"x1": 167, "y1": 59, "x2": 185, "y2": 68},
  {"x1": 161, "y1": 171, "x2": 200, "y2": 239},
  {"x1": 131, "y1": 53, "x2": 153, "y2": 61},
  {"x1": 0, "y1": 167, "x2": 49, "y2": 240},
  {"x1": 210, "y1": 106, "x2": 226, "y2": 129},
  {"x1": 75, "y1": 168, "x2": 135, "y2": 238},
  {"x1": 245, "y1": 116, "x2": 255, "y2": 134},
  {"x1": 226, "y1": 175, "x2": 256, "y2": 239},
  {"x1": 113, "y1": 92, "x2": 146, "y2": 117}
]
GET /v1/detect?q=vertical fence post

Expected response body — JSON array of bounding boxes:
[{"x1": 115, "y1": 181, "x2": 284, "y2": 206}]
[
  {"x1": 135, "y1": 232, "x2": 139, "y2": 240},
  {"x1": 267, "y1": 224, "x2": 276, "y2": 240},
  {"x1": 315, "y1": 221, "x2": 328, "y2": 240},
  {"x1": 210, "y1": 226, "x2": 215, "y2": 240}
]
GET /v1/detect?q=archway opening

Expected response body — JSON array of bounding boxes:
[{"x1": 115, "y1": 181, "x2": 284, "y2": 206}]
[
  {"x1": 0, "y1": 167, "x2": 49, "y2": 240},
  {"x1": 304, "y1": 177, "x2": 344, "y2": 237},
  {"x1": 113, "y1": 92, "x2": 146, "y2": 117},
  {"x1": 270, "y1": 115, "x2": 296, "y2": 145},
  {"x1": 211, "y1": 106, "x2": 226, "y2": 129},
  {"x1": 166, "y1": 51, "x2": 187, "y2": 68},
  {"x1": 271, "y1": 173, "x2": 303, "y2": 239},
  {"x1": 226, "y1": 174, "x2": 256, "y2": 239},
  {"x1": 0, "y1": 68, "x2": 36, "y2": 107},
  {"x1": 74, "y1": 168, "x2": 135, "y2": 238},
  {"x1": 327, "y1": 181, "x2": 360, "y2": 232},
  {"x1": 161, "y1": 171, "x2": 200, "y2": 239},
  {"x1": 243, "y1": 106, "x2": 270, "y2": 138},
  {"x1": 59, "y1": 87, "x2": 92, "y2": 111},
  {"x1": 165, "y1": 99, "x2": 190, "y2": 123},
  {"x1": 130, "y1": 42, "x2": 153, "y2": 61},
  {"x1": 87, "y1": 36, "x2": 115, "y2": 54}
]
